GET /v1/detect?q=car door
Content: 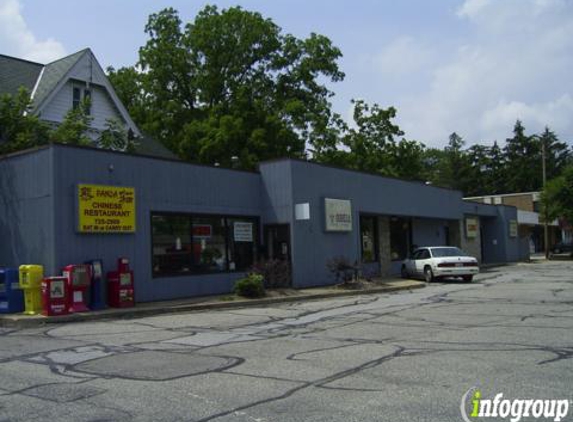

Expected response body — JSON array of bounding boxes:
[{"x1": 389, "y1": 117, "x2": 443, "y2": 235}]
[
  {"x1": 406, "y1": 250, "x2": 421, "y2": 275},
  {"x1": 414, "y1": 248, "x2": 431, "y2": 275}
]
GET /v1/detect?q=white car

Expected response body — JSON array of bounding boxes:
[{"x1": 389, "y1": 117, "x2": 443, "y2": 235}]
[{"x1": 401, "y1": 246, "x2": 479, "y2": 283}]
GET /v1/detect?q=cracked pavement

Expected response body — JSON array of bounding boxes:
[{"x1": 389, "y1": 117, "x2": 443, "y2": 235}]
[{"x1": 0, "y1": 260, "x2": 572, "y2": 421}]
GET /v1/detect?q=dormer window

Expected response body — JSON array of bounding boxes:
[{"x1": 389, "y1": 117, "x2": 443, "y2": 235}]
[
  {"x1": 72, "y1": 85, "x2": 92, "y2": 115},
  {"x1": 84, "y1": 89, "x2": 91, "y2": 115},
  {"x1": 72, "y1": 87, "x2": 81, "y2": 109}
]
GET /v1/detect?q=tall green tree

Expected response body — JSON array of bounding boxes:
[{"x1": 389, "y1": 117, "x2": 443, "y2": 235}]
[
  {"x1": 425, "y1": 132, "x2": 474, "y2": 192},
  {"x1": 109, "y1": 6, "x2": 344, "y2": 169},
  {"x1": 503, "y1": 120, "x2": 542, "y2": 192},
  {"x1": 311, "y1": 99, "x2": 427, "y2": 180},
  {"x1": 538, "y1": 126, "x2": 570, "y2": 181},
  {"x1": 0, "y1": 88, "x2": 50, "y2": 154},
  {"x1": 542, "y1": 165, "x2": 573, "y2": 224}
]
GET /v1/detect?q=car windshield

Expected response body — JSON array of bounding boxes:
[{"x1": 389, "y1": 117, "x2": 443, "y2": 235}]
[{"x1": 430, "y1": 247, "x2": 467, "y2": 257}]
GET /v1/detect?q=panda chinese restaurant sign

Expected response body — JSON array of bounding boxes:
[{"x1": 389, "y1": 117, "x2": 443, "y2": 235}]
[{"x1": 77, "y1": 184, "x2": 136, "y2": 233}]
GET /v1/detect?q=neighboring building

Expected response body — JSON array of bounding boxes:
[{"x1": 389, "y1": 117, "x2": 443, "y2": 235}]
[
  {"x1": 464, "y1": 192, "x2": 563, "y2": 253},
  {"x1": 0, "y1": 49, "x2": 175, "y2": 159},
  {"x1": 0, "y1": 143, "x2": 527, "y2": 302}
]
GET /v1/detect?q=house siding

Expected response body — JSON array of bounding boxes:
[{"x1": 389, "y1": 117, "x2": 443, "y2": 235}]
[{"x1": 41, "y1": 81, "x2": 126, "y2": 134}]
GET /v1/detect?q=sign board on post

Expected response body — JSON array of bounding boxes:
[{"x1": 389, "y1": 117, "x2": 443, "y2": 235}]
[
  {"x1": 324, "y1": 198, "x2": 352, "y2": 232},
  {"x1": 234, "y1": 222, "x2": 253, "y2": 242},
  {"x1": 78, "y1": 184, "x2": 136, "y2": 233},
  {"x1": 465, "y1": 217, "x2": 478, "y2": 239},
  {"x1": 509, "y1": 220, "x2": 518, "y2": 238}
]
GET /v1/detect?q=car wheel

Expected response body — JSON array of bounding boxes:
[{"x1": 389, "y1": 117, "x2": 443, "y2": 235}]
[
  {"x1": 401, "y1": 265, "x2": 409, "y2": 279},
  {"x1": 424, "y1": 266, "x2": 434, "y2": 283},
  {"x1": 463, "y1": 275, "x2": 473, "y2": 283}
]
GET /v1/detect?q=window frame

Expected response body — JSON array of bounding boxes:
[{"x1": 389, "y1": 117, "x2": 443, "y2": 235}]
[
  {"x1": 150, "y1": 211, "x2": 260, "y2": 278},
  {"x1": 83, "y1": 88, "x2": 92, "y2": 115},
  {"x1": 72, "y1": 87, "x2": 81, "y2": 110},
  {"x1": 71, "y1": 84, "x2": 92, "y2": 115}
]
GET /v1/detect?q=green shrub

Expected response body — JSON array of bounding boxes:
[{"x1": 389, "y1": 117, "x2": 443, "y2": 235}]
[{"x1": 234, "y1": 273, "x2": 265, "y2": 298}]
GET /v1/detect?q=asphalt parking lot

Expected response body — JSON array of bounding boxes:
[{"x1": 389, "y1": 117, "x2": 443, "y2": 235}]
[{"x1": 1, "y1": 260, "x2": 572, "y2": 422}]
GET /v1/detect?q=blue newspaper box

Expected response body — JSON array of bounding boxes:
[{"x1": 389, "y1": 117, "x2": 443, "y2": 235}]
[
  {"x1": 85, "y1": 259, "x2": 106, "y2": 310},
  {"x1": 0, "y1": 268, "x2": 25, "y2": 313}
]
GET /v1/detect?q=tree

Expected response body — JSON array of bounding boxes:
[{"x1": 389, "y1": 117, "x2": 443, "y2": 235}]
[
  {"x1": 98, "y1": 118, "x2": 137, "y2": 152},
  {"x1": 425, "y1": 133, "x2": 474, "y2": 192},
  {"x1": 106, "y1": 66, "x2": 148, "y2": 127},
  {"x1": 538, "y1": 126, "x2": 570, "y2": 181},
  {"x1": 0, "y1": 88, "x2": 50, "y2": 154},
  {"x1": 486, "y1": 141, "x2": 507, "y2": 194},
  {"x1": 50, "y1": 100, "x2": 93, "y2": 146},
  {"x1": 503, "y1": 120, "x2": 542, "y2": 192},
  {"x1": 542, "y1": 166, "x2": 573, "y2": 224},
  {"x1": 311, "y1": 99, "x2": 427, "y2": 180},
  {"x1": 109, "y1": 6, "x2": 345, "y2": 169}
]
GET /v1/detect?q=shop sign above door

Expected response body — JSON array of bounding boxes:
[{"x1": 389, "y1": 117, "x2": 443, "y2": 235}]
[
  {"x1": 324, "y1": 198, "x2": 352, "y2": 232},
  {"x1": 77, "y1": 184, "x2": 136, "y2": 233}
]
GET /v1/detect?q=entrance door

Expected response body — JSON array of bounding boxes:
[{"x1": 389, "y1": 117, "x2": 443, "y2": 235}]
[{"x1": 264, "y1": 224, "x2": 291, "y2": 262}]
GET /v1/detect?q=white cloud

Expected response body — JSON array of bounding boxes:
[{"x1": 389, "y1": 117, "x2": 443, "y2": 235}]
[
  {"x1": 456, "y1": 0, "x2": 491, "y2": 19},
  {"x1": 481, "y1": 95, "x2": 573, "y2": 138},
  {"x1": 0, "y1": 0, "x2": 65, "y2": 62},
  {"x1": 373, "y1": 36, "x2": 436, "y2": 79},
  {"x1": 392, "y1": 0, "x2": 573, "y2": 146}
]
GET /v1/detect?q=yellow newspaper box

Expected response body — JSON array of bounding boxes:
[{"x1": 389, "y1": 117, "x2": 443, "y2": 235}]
[{"x1": 19, "y1": 265, "x2": 44, "y2": 315}]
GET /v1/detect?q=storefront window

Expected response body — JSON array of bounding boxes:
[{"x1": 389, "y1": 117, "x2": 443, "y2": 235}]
[
  {"x1": 192, "y1": 216, "x2": 228, "y2": 272},
  {"x1": 152, "y1": 215, "x2": 192, "y2": 274},
  {"x1": 390, "y1": 217, "x2": 411, "y2": 261},
  {"x1": 360, "y1": 215, "x2": 378, "y2": 263},
  {"x1": 151, "y1": 213, "x2": 258, "y2": 277}
]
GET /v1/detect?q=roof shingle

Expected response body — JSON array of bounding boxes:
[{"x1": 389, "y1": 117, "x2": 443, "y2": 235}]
[{"x1": 0, "y1": 55, "x2": 43, "y2": 97}]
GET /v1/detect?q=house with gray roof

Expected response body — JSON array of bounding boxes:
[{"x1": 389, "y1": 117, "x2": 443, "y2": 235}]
[{"x1": 0, "y1": 48, "x2": 176, "y2": 159}]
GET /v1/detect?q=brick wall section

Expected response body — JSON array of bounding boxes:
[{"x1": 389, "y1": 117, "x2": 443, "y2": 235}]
[
  {"x1": 502, "y1": 194, "x2": 534, "y2": 212},
  {"x1": 460, "y1": 216, "x2": 482, "y2": 263},
  {"x1": 377, "y1": 216, "x2": 392, "y2": 276}
]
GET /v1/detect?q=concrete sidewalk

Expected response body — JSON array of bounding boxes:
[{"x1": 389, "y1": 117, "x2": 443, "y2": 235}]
[{"x1": 0, "y1": 279, "x2": 425, "y2": 328}]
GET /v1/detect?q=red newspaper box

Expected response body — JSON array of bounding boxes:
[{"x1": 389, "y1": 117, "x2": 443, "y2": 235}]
[
  {"x1": 41, "y1": 276, "x2": 69, "y2": 316},
  {"x1": 62, "y1": 264, "x2": 91, "y2": 313},
  {"x1": 107, "y1": 257, "x2": 134, "y2": 308}
]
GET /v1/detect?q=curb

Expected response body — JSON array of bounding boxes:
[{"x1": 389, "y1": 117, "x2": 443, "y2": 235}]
[{"x1": 0, "y1": 282, "x2": 426, "y2": 329}]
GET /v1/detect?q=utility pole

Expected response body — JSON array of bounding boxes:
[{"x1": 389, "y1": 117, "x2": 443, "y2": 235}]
[{"x1": 542, "y1": 136, "x2": 549, "y2": 258}]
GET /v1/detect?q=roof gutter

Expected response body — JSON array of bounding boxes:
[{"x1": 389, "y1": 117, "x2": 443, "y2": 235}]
[{"x1": 24, "y1": 66, "x2": 45, "y2": 116}]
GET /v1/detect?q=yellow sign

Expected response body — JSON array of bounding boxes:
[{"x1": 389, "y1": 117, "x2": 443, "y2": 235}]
[{"x1": 78, "y1": 184, "x2": 135, "y2": 233}]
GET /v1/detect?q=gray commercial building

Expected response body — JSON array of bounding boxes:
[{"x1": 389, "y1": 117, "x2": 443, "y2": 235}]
[{"x1": 0, "y1": 144, "x2": 526, "y2": 302}]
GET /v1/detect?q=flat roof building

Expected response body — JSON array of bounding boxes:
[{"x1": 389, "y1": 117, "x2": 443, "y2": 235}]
[{"x1": 0, "y1": 144, "x2": 527, "y2": 302}]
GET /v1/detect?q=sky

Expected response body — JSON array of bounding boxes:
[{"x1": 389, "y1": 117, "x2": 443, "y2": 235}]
[{"x1": 1, "y1": 0, "x2": 572, "y2": 148}]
